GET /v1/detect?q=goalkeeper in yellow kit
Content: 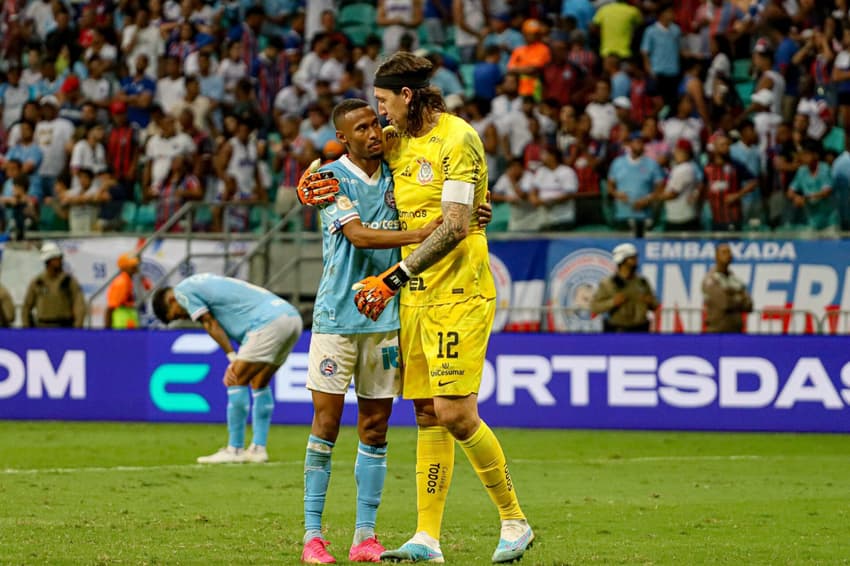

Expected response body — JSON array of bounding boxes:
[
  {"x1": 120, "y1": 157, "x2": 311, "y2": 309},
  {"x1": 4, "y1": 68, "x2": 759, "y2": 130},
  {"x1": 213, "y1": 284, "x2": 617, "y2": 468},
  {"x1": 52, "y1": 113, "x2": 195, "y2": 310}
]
[{"x1": 347, "y1": 52, "x2": 533, "y2": 563}]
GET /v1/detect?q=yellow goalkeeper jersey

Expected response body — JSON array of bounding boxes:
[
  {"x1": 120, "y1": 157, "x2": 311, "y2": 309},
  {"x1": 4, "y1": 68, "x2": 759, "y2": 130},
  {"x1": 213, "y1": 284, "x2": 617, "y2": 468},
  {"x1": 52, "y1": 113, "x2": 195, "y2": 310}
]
[{"x1": 384, "y1": 113, "x2": 496, "y2": 306}]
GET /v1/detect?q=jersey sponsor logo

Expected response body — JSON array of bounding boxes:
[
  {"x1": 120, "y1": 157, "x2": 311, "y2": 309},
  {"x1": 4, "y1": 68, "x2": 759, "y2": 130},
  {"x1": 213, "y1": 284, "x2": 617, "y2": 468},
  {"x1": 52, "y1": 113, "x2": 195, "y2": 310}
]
[
  {"x1": 409, "y1": 277, "x2": 427, "y2": 291},
  {"x1": 437, "y1": 379, "x2": 457, "y2": 387},
  {"x1": 381, "y1": 345, "x2": 399, "y2": 370},
  {"x1": 362, "y1": 219, "x2": 400, "y2": 230},
  {"x1": 426, "y1": 462, "x2": 442, "y2": 494},
  {"x1": 399, "y1": 209, "x2": 428, "y2": 219},
  {"x1": 384, "y1": 188, "x2": 397, "y2": 210},
  {"x1": 452, "y1": 288, "x2": 464, "y2": 295},
  {"x1": 400, "y1": 164, "x2": 412, "y2": 177},
  {"x1": 417, "y1": 158, "x2": 434, "y2": 184},
  {"x1": 428, "y1": 136, "x2": 442, "y2": 144},
  {"x1": 430, "y1": 362, "x2": 465, "y2": 378},
  {"x1": 336, "y1": 195, "x2": 354, "y2": 210},
  {"x1": 320, "y1": 357, "x2": 338, "y2": 377}
]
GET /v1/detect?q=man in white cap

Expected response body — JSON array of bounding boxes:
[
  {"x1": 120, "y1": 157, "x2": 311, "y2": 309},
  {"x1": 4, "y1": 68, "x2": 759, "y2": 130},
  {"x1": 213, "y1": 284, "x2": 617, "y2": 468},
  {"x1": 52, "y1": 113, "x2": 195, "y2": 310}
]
[
  {"x1": 590, "y1": 242, "x2": 658, "y2": 332},
  {"x1": 750, "y1": 88, "x2": 782, "y2": 161},
  {"x1": 21, "y1": 242, "x2": 86, "y2": 328}
]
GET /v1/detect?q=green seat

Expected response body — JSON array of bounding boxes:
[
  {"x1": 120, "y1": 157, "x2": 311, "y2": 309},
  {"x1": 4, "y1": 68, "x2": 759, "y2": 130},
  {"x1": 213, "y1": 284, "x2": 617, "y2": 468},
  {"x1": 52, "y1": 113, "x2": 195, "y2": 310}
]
[
  {"x1": 735, "y1": 81, "x2": 754, "y2": 106},
  {"x1": 342, "y1": 24, "x2": 375, "y2": 47},
  {"x1": 443, "y1": 45, "x2": 460, "y2": 65},
  {"x1": 599, "y1": 179, "x2": 615, "y2": 226},
  {"x1": 732, "y1": 58, "x2": 751, "y2": 82},
  {"x1": 192, "y1": 204, "x2": 214, "y2": 230},
  {"x1": 39, "y1": 205, "x2": 68, "y2": 231},
  {"x1": 339, "y1": 3, "x2": 376, "y2": 27},
  {"x1": 460, "y1": 63, "x2": 475, "y2": 98},
  {"x1": 488, "y1": 202, "x2": 511, "y2": 232},
  {"x1": 573, "y1": 223, "x2": 612, "y2": 233},
  {"x1": 249, "y1": 205, "x2": 268, "y2": 232},
  {"x1": 136, "y1": 203, "x2": 157, "y2": 231},
  {"x1": 823, "y1": 126, "x2": 846, "y2": 153},
  {"x1": 121, "y1": 201, "x2": 138, "y2": 231}
]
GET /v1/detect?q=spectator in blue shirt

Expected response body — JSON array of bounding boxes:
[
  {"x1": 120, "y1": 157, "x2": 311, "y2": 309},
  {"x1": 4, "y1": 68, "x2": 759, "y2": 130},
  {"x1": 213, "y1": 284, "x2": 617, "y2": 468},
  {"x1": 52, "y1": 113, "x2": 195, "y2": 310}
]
[
  {"x1": 119, "y1": 54, "x2": 157, "y2": 129},
  {"x1": 640, "y1": 4, "x2": 681, "y2": 111},
  {"x1": 481, "y1": 12, "x2": 526, "y2": 71},
  {"x1": 5, "y1": 120, "x2": 43, "y2": 196},
  {"x1": 473, "y1": 45, "x2": 504, "y2": 100},
  {"x1": 787, "y1": 139, "x2": 837, "y2": 232},
  {"x1": 427, "y1": 52, "x2": 465, "y2": 97},
  {"x1": 608, "y1": 131, "x2": 665, "y2": 236},
  {"x1": 424, "y1": 0, "x2": 451, "y2": 43},
  {"x1": 768, "y1": 17, "x2": 799, "y2": 120},
  {"x1": 561, "y1": 0, "x2": 595, "y2": 32}
]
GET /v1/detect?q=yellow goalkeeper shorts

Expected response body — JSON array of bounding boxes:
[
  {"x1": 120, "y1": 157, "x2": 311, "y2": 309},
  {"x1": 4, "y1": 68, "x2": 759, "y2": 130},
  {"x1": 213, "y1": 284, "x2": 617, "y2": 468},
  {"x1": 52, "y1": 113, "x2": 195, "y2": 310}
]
[{"x1": 399, "y1": 296, "x2": 495, "y2": 399}]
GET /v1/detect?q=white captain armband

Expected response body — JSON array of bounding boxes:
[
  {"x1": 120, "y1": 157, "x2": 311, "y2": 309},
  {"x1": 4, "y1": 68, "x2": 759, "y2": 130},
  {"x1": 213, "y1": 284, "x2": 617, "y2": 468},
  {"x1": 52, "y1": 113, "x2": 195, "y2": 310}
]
[{"x1": 441, "y1": 180, "x2": 475, "y2": 205}]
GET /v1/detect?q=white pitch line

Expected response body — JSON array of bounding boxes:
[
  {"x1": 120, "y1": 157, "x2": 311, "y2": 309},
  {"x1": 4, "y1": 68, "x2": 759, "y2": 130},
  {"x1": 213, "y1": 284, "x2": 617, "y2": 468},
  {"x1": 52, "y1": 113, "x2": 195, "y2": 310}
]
[
  {"x1": 4, "y1": 454, "x2": 844, "y2": 475},
  {"x1": 0, "y1": 461, "x2": 303, "y2": 475},
  {"x1": 513, "y1": 455, "x2": 766, "y2": 465}
]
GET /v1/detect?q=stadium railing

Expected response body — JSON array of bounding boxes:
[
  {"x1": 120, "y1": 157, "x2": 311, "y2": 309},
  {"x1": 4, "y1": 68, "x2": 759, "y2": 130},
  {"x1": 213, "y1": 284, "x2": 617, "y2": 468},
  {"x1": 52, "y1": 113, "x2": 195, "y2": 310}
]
[{"x1": 83, "y1": 201, "x2": 304, "y2": 327}]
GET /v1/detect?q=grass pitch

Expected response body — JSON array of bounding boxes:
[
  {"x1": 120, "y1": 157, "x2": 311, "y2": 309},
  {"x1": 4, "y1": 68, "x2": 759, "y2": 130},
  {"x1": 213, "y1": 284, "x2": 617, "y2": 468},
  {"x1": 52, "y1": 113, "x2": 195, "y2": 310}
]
[{"x1": 1, "y1": 421, "x2": 848, "y2": 565}]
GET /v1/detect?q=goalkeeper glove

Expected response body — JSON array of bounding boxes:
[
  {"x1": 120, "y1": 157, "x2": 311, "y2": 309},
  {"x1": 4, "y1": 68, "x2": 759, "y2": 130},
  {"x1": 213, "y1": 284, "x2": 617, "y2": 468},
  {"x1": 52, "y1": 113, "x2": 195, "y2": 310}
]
[
  {"x1": 352, "y1": 262, "x2": 411, "y2": 321},
  {"x1": 296, "y1": 159, "x2": 340, "y2": 207}
]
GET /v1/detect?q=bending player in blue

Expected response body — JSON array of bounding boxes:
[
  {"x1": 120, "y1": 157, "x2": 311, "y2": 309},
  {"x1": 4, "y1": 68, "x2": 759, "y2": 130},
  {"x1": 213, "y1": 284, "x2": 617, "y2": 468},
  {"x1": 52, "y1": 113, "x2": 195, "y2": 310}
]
[
  {"x1": 297, "y1": 99, "x2": 491, "y2": 563},
  {"x1": 152, "y1": 274, "x2": 303, "y2": 464}
]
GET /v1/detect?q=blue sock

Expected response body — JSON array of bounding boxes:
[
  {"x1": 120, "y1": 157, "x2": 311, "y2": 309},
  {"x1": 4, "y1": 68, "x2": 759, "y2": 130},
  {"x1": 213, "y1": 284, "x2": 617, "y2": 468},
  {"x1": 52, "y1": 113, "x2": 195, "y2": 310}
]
[
  {"x1": 226, "y1": 386, "x2": 250, "y2": 449},
  {"x1": 250, "y1": 387, "x2": 274, "y2": 447},
  {"x1": 304, "y1": 434, "x2": 334, "y2": 541},
  {"x1": 354, "y1": 442, "x2": 388, "y2": 537}
]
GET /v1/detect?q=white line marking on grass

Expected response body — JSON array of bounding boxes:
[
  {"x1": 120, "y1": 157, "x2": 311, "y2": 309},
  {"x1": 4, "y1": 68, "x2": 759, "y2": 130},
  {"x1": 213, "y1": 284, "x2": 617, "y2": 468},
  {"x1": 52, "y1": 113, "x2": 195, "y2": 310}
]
[
  {"x1": 513, "y1": 455, "x2": 765, "y2": 465},
  {"x1": 1, "y1": 461, "x2": 303, "y2": 475}
]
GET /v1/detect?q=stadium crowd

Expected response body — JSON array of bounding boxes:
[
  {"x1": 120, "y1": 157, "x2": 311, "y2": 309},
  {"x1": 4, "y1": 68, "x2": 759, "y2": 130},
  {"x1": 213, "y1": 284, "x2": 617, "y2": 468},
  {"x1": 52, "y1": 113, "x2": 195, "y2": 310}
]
[{"x1": 0, "y1": 0, "x2": 849, "y2": 237}]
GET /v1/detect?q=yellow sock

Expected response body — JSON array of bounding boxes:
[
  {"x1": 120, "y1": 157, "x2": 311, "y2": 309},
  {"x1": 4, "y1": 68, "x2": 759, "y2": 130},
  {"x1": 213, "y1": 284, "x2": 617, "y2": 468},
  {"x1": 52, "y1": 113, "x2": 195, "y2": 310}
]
[
  {"x1": 415, "y1": 426, "x2": 455, "y2": 541},
  {"x1": 458, "y1": 420, "x2": 525, "y2": 521}
]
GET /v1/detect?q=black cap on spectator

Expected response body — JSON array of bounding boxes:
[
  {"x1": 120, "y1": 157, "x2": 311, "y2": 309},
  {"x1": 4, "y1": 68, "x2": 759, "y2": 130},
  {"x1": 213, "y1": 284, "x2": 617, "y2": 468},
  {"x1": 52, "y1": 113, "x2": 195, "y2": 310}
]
[
  {"x1": 266, "y1": 36, "x2": 284, "y2": 51},
  {"x1": 13, "y1": 174, "x2": 29, "y2": 191},
  {"x1": 801, "y1": 139, "x2": 822, "y2": 155}
]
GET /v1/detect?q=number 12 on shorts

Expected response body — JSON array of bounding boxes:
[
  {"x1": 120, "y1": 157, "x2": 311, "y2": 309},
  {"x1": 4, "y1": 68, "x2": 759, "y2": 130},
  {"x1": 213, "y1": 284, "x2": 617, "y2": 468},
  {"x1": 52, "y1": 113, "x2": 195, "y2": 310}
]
[{"x1": 436, "y1": 331, "x2": 459, "y2": 359}]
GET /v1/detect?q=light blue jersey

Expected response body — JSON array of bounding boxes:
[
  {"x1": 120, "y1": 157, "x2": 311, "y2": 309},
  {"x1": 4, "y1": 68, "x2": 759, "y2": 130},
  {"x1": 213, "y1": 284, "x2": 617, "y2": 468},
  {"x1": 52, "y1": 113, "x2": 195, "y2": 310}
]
[
  {"x1": 313, "y1": 155, "x2": 401, "y2": 334},
  {"x1": 608, "y1": 154, "x2": 665, "y2": 221},
  {"x1": 174, "y1": 274, "x2": 298, "y2": 344}
]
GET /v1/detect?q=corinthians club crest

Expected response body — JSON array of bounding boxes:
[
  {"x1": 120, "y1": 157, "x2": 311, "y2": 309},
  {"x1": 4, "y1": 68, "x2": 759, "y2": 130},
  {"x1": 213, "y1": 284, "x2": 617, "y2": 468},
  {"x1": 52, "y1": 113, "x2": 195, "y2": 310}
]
[{"x1": 416, "y1": 158, "x2": 434, "y2": 184}]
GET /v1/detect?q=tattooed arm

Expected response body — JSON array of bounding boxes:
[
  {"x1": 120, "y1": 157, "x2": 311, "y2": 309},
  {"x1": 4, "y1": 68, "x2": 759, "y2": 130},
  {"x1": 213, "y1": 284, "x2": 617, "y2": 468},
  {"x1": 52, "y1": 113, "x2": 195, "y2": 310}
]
[{"x1": 402, "y1": 201, "x2": 471, "y2": 275}]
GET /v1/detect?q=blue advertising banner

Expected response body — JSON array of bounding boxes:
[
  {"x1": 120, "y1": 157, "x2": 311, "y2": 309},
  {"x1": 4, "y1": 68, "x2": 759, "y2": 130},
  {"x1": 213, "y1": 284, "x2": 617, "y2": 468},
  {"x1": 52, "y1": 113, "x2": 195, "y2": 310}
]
[
  {"x1": 488, "y1": 238, "x2": 850, "y2": 334},
  {"x1": 2, "y1": 330, "x2": 849, "y2": 432}
]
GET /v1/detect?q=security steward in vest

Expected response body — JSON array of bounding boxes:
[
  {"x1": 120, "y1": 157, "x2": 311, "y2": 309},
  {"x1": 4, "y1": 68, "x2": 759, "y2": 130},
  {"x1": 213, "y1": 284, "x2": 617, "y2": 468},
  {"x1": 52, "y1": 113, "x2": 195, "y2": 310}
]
[
  {"x1": 22, "y1": 242, "x2": 86, "y2": 328},
  {"x1": 591, "y1": 243, "x2": 659, "y2": 332}
]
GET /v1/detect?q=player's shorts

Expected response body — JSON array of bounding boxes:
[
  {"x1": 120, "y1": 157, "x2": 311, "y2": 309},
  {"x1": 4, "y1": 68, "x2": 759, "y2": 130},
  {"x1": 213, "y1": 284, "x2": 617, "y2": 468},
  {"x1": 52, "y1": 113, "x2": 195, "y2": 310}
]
[
  {"x1": 400, "y1": 296, "x2": 496, "y2": 399},
  {"x1": 307, "y1": 331, "x2": 401, "y2": 399},
  {"x1": 237, "y1": 314, "x2": 303, "y2": 366}
]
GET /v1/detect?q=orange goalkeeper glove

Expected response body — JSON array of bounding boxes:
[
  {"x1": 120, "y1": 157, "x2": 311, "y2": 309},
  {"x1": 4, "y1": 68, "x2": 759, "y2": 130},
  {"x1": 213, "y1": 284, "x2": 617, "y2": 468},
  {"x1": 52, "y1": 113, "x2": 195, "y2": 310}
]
[
  {"x1": 352, "y1": 262, "x2": 411, "y2": 321},
  {"x1": 296, "y1": 163, "x2": 339, "y2": 207}
]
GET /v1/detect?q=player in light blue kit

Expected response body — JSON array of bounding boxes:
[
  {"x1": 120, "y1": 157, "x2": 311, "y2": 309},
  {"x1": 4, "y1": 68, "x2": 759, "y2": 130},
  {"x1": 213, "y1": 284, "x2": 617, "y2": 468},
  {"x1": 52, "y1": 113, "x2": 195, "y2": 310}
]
[
  {"x1": 300, "y1": 99, "x2": 444, "y2": 564},
  {"x1": 152, "y1": 274, "x2": 303, "y2": 464}
]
